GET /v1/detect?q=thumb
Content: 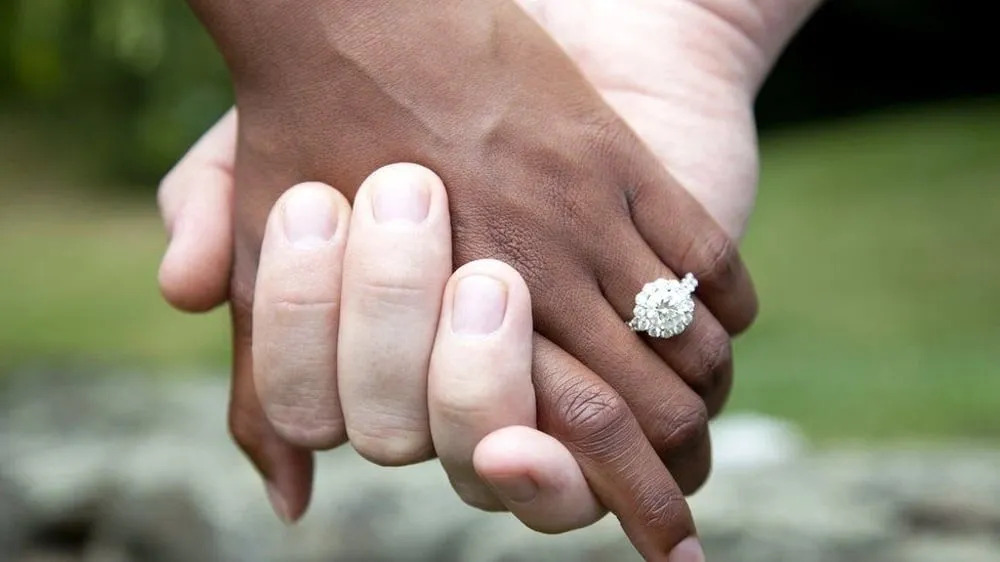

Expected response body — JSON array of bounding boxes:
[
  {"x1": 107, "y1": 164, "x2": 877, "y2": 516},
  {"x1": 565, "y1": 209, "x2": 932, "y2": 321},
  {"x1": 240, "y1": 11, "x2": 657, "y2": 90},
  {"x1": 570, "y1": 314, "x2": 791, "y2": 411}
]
[{"x1": 157, "y1": 109, "x2": 237, "y2": 312}]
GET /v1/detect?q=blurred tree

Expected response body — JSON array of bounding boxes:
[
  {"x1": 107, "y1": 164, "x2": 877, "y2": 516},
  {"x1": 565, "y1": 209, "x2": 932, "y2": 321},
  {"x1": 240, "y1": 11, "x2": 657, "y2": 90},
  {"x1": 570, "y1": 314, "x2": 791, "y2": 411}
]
[
  {"x1": 0, "y1": 0, "x2": 995, "y2": 186},
  {"x1": 0, "y1": 0, "x2": 230, "y2": 184}
]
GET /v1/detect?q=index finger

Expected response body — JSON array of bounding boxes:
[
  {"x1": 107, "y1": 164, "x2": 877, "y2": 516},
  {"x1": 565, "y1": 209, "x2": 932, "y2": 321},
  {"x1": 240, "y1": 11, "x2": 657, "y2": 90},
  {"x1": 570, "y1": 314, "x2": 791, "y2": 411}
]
[{"x1": 532, "y1": 335, "x2": 703, "y2": 561}]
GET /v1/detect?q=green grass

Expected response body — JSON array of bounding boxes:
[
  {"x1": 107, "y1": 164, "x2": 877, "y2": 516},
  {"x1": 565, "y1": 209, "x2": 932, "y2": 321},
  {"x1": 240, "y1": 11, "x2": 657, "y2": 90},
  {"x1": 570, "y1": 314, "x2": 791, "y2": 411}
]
[
  {"x1": 732, "y1": 99, "x2": 1000, "y2": 442},
  {"x1": 1, "y1": 100, "x2": 998, "y2": 441},
  {"x1": 0, "y1": 192, "x2": 230, "y2": 373}
]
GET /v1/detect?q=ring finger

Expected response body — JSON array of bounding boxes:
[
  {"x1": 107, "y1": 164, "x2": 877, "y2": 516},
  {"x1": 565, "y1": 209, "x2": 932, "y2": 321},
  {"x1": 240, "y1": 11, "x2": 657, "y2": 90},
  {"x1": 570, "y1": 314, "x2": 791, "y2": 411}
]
[{"x1": 599, "y1": 238, "x2": 734, "y2": 416}]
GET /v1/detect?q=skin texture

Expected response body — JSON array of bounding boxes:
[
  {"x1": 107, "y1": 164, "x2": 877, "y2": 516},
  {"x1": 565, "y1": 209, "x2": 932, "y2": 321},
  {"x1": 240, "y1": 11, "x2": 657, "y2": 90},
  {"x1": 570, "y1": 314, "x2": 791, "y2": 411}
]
[
  {"x1": 240, "y1": 147, "x2": 726, "y2": 558},
  {"x1": 254, "y1": 174, "x2": 605, "y2": 534},
  {"x1": 248, "y1": 170, "x2": 701, "y2": 562},
  {"x1": 159, "y1": 0, "x2": 825, "y2": 558},
  {"x1": 161, "y1": 0, "x2": 819, "y2": 558},
  {"x1": 187, "y1": 0, "x2": 757, "y2": 536}
]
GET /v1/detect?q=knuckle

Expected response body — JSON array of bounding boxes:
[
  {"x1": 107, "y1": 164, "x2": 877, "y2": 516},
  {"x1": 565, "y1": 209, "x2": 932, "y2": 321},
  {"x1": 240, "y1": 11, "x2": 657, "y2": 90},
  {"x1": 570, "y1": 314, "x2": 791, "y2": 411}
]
[
  {"x1": 349, "y1": 425, "x2": 434, "y2": 467},
  {"x1": 577, "y1": 112, "x2": 643, "y2": 215},
  {"x1": 695, "y1": 329, "x2": 733, "y2": 395},
  {"x1": 267, "y1": 296, "x2": 340, "y2": 319},
  {"x1": 657, "y1": 399, "x2": 709, "y2": 456},
  {"x1": 354, "y1": 275, "x2": 435, "y2": 312},
  {"x1": 692, "y1": 232, "x2": 739, "y2": 288},
  {"x1": 634, "y1": 490, "x2": 691, "y2": 534},
  {"x1": 579, "y1": 110, "x2": 631, "y2": 164},
  {"x1": 678, "y1": 462, "x2": 712, "y2": 496},
  {"x1": 554, "y1": 381, "x2": 632, "y2": 458},
  {"x1": 267, "y1": 406, "x2": 346, "y2": 450},
  {"x1": 703, "y1": 337, "x2": 734, "y2": 418}
]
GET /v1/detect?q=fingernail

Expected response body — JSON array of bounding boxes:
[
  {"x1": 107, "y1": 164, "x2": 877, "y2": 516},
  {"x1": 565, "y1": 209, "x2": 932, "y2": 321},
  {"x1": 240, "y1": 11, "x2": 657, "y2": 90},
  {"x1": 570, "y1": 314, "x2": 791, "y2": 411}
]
[
  {"x1": 490, "y1": 475, "x2": 538, "y2": 504},
  {"x1": 283, "y1": 187, "x2": 337, "y2": 247},
  {"x1": 452, "y1": 275, "x2": 508, "y2": 335},
  {"x1": 668, "y1": 537, "x2": 705, "y2": 562},
  {"x1": 265, "y1": 480, "x2": 293, "y2": 524},
  {"x1": 372, "y1": 174, "x2": 430, "y2": 223}
]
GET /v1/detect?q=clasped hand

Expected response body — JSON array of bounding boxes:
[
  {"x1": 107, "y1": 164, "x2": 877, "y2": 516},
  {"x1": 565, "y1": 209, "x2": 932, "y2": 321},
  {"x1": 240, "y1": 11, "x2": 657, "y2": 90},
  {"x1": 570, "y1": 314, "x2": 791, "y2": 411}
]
[{"x1": 154, "y1": 0, "x2": 800, "y2": 559}]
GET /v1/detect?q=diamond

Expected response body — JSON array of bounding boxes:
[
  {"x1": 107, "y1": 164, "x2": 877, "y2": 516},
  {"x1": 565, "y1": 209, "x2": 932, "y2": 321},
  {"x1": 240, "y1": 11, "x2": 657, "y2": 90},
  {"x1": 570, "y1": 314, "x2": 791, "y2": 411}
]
[{"x1": 627, "y1": 274, "x2": 698, "y2": 339}]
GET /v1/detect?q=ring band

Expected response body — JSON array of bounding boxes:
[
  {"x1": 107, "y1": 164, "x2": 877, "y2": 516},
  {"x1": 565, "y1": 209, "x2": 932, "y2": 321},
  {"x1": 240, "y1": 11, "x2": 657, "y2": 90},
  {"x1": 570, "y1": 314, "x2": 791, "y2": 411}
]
[{"x1": 627, "y1": 274, "x2": 697, "y2": 339}]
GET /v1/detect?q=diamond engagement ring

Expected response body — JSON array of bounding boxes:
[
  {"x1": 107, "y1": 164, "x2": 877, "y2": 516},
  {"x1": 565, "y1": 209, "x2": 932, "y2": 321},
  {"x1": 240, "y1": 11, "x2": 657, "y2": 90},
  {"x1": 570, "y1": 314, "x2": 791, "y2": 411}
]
[{"x1": 627, "y1": 274, "x2": 698, "y2": 339}]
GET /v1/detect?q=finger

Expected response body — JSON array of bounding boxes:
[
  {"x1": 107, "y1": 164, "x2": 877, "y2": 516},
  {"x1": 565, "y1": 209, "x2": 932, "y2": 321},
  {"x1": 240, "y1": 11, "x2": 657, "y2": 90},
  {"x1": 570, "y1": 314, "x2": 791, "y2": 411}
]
[
  {"x1": 532, "y1": 336, "x2": 703, "y2": 561},
  {"x1": 253, "y1": 183, "x2": 352, "y2": 449},
  {"x1": 428, "y1": 259, "x2": 535, "y2": 511},
  {"x1": 338, "y1": 163, "x2": 452, "y2": 465},
  {"x1": 598, "y1": 237, "x2": 733, "y2": 417},
  {"x1": 625, "y1": 154, "x2": 758, "y2": 334},
  {"x1": 473, "y1": 425, "x2": 605, "y2": 533},
  {"x1": 230, "y1": 286, "x2": 314, "y2": 523},
  {"x1": 157, "y1": 108, "x2": 238, "y2": 312},
  {"x1": 540, "y1": 286, "x2": 713, "y2": 495}
]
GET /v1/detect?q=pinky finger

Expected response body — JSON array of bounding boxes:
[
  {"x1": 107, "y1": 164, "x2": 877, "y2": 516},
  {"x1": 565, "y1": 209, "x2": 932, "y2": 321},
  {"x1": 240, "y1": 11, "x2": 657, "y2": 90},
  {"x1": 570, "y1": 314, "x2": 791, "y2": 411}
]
[{"x1": 473, "y1": 425, "x2": 606, "y2": 534}]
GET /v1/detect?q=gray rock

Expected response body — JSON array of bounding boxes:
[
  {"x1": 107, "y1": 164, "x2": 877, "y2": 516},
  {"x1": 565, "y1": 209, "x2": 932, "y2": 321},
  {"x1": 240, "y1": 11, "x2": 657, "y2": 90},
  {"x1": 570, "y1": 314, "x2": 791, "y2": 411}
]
[
  {"x1": 2, "y1": 373, "x2": 999, "y2": 562},
  {"x1": 893, "y1": 536, "x2": 1000, "y2": 562},
  {"x1": 0, "y1": 470, "x2": 33, "y2": 560}
]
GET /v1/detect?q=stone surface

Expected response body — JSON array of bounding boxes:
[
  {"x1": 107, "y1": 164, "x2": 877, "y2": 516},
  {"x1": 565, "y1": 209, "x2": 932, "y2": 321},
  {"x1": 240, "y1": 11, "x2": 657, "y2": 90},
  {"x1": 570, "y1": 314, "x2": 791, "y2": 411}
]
[{"x1": 1, "y1": 374, "x2": 998, "y2": 561}]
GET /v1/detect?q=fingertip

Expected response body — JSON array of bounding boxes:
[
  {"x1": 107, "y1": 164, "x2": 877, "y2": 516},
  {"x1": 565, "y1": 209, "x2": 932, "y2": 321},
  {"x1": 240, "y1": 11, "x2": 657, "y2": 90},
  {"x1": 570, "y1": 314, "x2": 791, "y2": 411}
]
[
  {"x1": 230, "y1": 309, "x2": 316, "y2": 524},
  {"x1": 264, "y1": 456, "x2": 315, "y2": 524},
  {"x1": 472, "y1": 425, "x2": 535, "y2": 475},
  {"x1": 358, "y1": 162, "x2": 449, "y2": 224},
  {"x1": 276, "y1": 181, "x2": 352, "y2": 213},
  {"x1": 267, "y1": 182, "x2": 351, "y2": 251},
  {"x1": 474, "y1": 426, "x2": 605, "y2": 534},
  {"x1": 668, "y1": 537, "x2": 706, "y2": 562},
  {"x1": 158, "y1": 261, "x2": 228, "y2": 313},
  {"x1": 473, "y1": 426, "x2": 581, "y2": 491},
  {"x1": 369, "y1": 162, "x2": 446, "y2": 196},
  {"x1": 230, "y1": 383, "x2": 316, "y2": 524},
  {"x1": 158, "y1": 211, "x2": 231, "y2": 313},
  {"x1": 272, "y1": 456, "x2": 315, "y2": 524},
  {"x1": 448, "y1": 259, "x2": 531, "y2": 322},
  {"x1": 451, "y1": 259, "x2": 526, "y2": 287}
]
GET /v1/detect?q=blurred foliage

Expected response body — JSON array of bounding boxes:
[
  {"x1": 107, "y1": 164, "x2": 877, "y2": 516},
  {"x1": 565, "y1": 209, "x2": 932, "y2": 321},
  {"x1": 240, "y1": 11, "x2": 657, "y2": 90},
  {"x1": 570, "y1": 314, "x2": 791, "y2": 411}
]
[
  {"x1": 0, "y1": 0, "x2": 996, "y2": 184},
  {"x1": 0, "y1": 0, "x2": 231, "y2": 183}
]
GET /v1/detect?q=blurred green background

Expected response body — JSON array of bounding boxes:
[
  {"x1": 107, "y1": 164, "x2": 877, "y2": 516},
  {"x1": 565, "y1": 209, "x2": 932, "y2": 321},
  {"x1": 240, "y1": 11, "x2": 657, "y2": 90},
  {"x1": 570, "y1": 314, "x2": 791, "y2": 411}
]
[{"x1": 0, "y1": 1, "x2": 997, "y2": 443}]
